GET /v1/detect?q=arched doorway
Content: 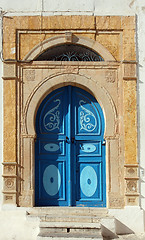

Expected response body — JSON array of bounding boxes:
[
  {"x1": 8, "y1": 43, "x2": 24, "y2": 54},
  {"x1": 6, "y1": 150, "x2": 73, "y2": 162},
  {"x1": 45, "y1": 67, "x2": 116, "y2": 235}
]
[{"x1": 35, "y1": 85, "x2": 106, "y2": 207}]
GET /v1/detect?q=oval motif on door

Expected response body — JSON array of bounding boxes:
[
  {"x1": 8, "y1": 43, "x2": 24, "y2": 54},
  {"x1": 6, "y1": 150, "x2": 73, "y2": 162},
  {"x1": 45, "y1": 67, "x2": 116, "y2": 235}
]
[
  {"x1": 80, "y1": 166, "x2": 97, "y2": 197},
  {"x1": 81, "y1": 144, "x2": 96, "y2": 153},
  {"x1": 43, "y1": 165, "x2": 61, "y2": 196},
  {"x1": 44, "y1": 143, "x2": 60, "y2": 152}
]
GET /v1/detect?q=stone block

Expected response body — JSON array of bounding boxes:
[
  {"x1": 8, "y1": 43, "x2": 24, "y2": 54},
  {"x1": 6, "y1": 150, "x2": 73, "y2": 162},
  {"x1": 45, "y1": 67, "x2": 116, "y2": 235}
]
[
  {"x1": 108, "y1": 193, "x2": 124, "y2": 209},
  {"x1": 19, "y1": 33, "x2": 56, "y2": 60},
  {"x1": 3, "y1": 42, "x2": 16, "y2": 60},
  {"x1": 122, "y1": 16, "x2": 136, "y2": 30},
  {"x1": 125, "y1": 165, "x2": 138, "y2": 178},
  {"x1": 95, "y1": 16, "x2": 122, "y2": 30},
  {"x1": 3, "y1": 163, "x2": 17, "y2": 175},
  {"x1": 43, "y1": 16, "x2": 95, "y2": 30},
  {"x1": 76, "y1": 33, "x2": 95, "y2": 41},
  {"x1": 124, "y1": 63, "x2": 136, "y2": 78},
  {"x1": 126, "y1": 180, "x2": 138, "y2": 194},
  {"x1": 3, "y1": 80, "x2": 16, "y2": 163},
  {"x1": 28, "y1": 16, "x2": 42, "y2": 29},
  {"x1": 3, "y1": 63, "x2": 16, "y2": 78},
  {"x1": 3, "y1": 177, "x2": 17, "y2": 192},
  {"x1": 3, "y1": 193, "x2": 17, "y2": 205},
  {"x1": 125, "y1": 195, "x2": 139, "y2": 206},
  {"x1": 123, "y1": 30, "x2": 136, "y2": 61},
  {"x1": 123, "y1": 80, "x2": 137, "y2": 164},
  {"x1": 96, "y1": 33, "x2": 121, "y2": 61}
]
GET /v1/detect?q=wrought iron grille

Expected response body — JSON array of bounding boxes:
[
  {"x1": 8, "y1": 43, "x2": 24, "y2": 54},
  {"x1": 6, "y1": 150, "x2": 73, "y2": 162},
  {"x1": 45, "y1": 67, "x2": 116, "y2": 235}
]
[{"x1": 35, "y1": 44, "x2": 104, "y2": 61}]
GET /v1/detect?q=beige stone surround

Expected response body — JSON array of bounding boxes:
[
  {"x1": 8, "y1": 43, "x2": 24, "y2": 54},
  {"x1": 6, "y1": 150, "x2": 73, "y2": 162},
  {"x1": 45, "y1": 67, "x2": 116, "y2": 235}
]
[{"x1": 2, "y1": 16, "x2": 138, "y2": 208}]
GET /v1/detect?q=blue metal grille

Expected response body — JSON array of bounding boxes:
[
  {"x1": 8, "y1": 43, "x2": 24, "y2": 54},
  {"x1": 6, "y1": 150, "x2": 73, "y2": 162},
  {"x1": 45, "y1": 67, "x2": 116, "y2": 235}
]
[{"x1": 35, "y1": 44, "x2": 104, "y2": 61}]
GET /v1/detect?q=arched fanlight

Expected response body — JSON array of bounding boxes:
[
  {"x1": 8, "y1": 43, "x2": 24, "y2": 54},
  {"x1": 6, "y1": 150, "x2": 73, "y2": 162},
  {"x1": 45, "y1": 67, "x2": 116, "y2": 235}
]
[{"x1": 35, "y1": 44, "x2": 104, "y2": 62}]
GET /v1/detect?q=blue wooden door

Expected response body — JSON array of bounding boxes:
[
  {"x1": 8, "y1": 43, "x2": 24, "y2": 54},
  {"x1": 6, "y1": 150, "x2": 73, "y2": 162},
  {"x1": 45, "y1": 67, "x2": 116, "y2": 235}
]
[{"x1": 35, "y1": 86, "x2": 106, "y2": 207}]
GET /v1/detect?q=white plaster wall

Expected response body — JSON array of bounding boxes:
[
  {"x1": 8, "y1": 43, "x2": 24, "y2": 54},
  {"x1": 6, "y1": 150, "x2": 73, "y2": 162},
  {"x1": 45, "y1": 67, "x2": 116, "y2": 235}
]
[
  {"x1": 136, "y1": 3, "x2": 145, "y2": 210},
  {"x1": 0, "y1": 209, "x2": 39, "y2": 240},
  {"x1": 0, "y1": 0, "x2": 136, "y2": 15},
  {"x1": 0, "y1": 0, "x2": 145, "y2": 236}
]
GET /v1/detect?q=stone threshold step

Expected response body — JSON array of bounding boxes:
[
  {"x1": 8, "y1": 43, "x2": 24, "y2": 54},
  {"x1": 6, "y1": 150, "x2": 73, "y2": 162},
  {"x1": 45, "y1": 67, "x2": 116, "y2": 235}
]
[
  {"x1": 37, "y1": 232, "x2": 103, "y2": 240},
  {"x1": 40, "y1": 221, "x2": 100, "y2": 229},
  {"x1": 39, "y1": 215, "x2": 102, "y2": 223},
  {"x1": 28, "y1": 207, "x2": 108, "y2": 217},
  {"x1": 40, "y1": 227, "x2": 101, "y2": 234}
]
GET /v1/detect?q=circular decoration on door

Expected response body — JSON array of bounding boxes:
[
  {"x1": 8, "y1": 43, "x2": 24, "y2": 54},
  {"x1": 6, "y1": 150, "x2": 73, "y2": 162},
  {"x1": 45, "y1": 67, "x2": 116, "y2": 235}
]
[
  {"x1": 44, "y1": 143, "x2": 60, "y2": 152},
  {"x1": 81, "y1": 144, "x2": 96, "y2": 153},
  {"x1": 80, "y1": 166, "x2": 97, "y2": 197},
  {"x1": 43, "y1": 165, "x2": 61, "y2": 196}
]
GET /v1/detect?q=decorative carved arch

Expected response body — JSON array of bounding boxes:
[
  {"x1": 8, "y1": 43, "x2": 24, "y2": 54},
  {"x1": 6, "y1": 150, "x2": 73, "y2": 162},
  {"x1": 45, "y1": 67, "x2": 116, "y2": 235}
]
[
  {"x1": 24, "y1": 73, "x2": 117, "y2": 138},
  {"x1": 24, "y1": 35, "x2": 116, "y2": 62}
]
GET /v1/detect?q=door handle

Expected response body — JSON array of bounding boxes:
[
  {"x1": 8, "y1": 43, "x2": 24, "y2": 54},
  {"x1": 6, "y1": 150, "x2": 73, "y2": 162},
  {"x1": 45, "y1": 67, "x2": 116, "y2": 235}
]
[
  {"x1": 66, "y1": 136, "x2": 69, "y2": 143},
  {"x1": 71, "y1": 137, "x2": 75, "y2": 143},
  {"x1": 102, "y1": 140, "x2": 106, "y2": 145}
]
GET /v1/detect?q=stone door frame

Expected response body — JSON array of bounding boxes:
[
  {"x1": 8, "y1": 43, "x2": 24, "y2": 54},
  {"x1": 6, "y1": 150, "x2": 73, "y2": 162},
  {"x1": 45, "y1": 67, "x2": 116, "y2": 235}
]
[{"x1": 3, "y1": 33, "x2": 138, "y2": 208}]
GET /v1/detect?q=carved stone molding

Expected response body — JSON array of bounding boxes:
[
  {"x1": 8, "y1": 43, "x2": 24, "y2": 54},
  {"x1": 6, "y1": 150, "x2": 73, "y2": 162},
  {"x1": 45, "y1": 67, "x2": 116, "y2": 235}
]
[
  {"x1": 3, "y1": 193, "x2": 17, "y2": 205},
  {"x1": 126, "y1": 195, "x2": 139, "y2": 206},
  {"x1": 108, "y1": 193, "x2": 124, "y2": 209},
  {"x1": 65, "y1": 32, "x2": 73, "y2": 43},
  {"x1": 105, "y1": 70, "x2": 116, "y2": 83},
  {"x1": 126, "y1": 180, "x2": 137, "y2": 193},
  {"x1": 3, "y1": 62, "x2": 17, "y2": 79},
  {"x1": 64, "y1": 74, "x2": 76, "y2": 82},
  {"x1": 24, "y1": 69, "x2": 35, "y2": 81},
  {"x1": 2, "y1": 163, "x2": 18, "y2": 204},
  {"x1": 125, "y1": 165, "x2": 138, "y2": 178},
  {"x1": 123, "y1": 62, "x2": 137, "y2": 80},
  {"x1": 19, "y1": 190, "x2": 34, "y2": 207},
  {"x1": 62, "y1": 65, "x2": 79, "y2": 74},
  {"x1": 3, "y1": 162, "x2": 17, "y2": 175},
  {"x1": 4, "y1": 177, "x2": 16, "y2": 191},
  {"x1": 124, "y1": 164, "x2": 139, "y2": 205}
]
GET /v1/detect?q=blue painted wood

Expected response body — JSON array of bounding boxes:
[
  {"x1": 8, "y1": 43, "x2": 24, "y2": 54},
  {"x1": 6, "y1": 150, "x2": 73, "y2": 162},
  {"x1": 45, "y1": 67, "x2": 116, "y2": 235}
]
[{"x1": 35, "y1": 86, "x2": 106, "y2": 207}]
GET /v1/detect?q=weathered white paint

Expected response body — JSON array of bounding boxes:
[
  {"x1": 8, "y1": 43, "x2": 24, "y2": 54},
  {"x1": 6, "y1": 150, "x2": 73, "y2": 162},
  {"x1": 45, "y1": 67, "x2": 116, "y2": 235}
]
[
  {"x1": 0, "y1": 209, "x2": 39, "y2": 240},
  {"x1": 109, "y1": 207, "x2": 144, "y2": 234},
  {"x1": 0, "y1": 0, "x2": 137, "y2": 15},
  {"x1": 0, "y1": 0, "x2": 145, "y2": 237},
  {"x1": 137, "y1": 7, "x2": 145, "y2": 211}
]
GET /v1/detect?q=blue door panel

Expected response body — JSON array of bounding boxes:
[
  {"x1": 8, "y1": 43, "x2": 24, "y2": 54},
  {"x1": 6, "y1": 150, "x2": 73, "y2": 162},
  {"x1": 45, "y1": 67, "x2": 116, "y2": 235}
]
[
  {"x1": 39, "y1": 92, "x2": 66, "y2": 135},
  {"x1": 76, "y1": 163, "x2": 102, "y2": 200},
  {"x1": 39, "y1": 140, "x2": 65, "y2": 156},
  {"x1": 73, "y1": 90, "x2": 103, "y2": 137},
  {"x1": 35, "y1": 86, "x2": 106, "y2": 207},
  {"x1": 77, "y1": 141, "x2": 102, "y2": 156},
  {"x1": 37, "y1": 161, "x2": 66, "y2": 206}
]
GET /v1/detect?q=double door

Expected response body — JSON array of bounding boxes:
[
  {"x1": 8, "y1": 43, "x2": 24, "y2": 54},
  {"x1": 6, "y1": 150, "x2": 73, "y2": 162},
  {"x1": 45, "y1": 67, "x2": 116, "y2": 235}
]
[{"x1": 35, "y1": 86, "x2": 106, "y2": 207}]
